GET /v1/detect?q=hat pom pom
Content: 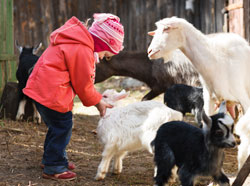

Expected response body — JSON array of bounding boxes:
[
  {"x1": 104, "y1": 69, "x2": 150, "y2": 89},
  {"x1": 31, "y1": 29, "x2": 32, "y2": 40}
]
[{"x1": 93, "y1": 13, "x2": 120, "y2": 23}]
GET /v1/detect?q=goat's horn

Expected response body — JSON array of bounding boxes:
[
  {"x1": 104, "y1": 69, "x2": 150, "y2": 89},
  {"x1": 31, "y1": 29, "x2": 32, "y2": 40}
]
[
  {"x1": 202, "y1": 109, "x2": 212, "y2": 129},
  {"x1": 15, "y1": 40, "x2": 23, "y2": 53}
]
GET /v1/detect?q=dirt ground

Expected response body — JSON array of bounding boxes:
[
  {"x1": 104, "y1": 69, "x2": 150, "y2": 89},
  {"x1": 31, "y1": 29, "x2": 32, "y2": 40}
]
[{"x1": 0, "y1": 79, "x2": 248, "y2": 186}]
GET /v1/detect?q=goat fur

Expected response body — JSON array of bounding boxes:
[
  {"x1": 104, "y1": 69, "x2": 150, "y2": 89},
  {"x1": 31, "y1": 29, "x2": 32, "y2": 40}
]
[
  {"x1": 95, "y1": 89, "x2": 183, "y2": 180},
  {"x1": 16, "y1": 43, "x2": 42, "y2": 123},
  {"x1": 152, "y1": 105, "x2": 236, "y2": 186},
  {"x1": 148, "y1": 16, "x2": 250, "y2": 169},
  {"x1": 95, "y1": 50, "x2": 201, "y2": 100}
]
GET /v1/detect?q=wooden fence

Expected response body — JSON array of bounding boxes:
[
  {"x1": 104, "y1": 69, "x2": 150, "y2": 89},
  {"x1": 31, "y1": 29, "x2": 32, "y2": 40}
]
[
  {"x1": 0, "y1": 0, "x2": 16, "y2": 93},
  {"x1": 13, "y1": 0, "x2": 226, "y2": 52},
  {"x1": 244, "y1": 0, "x2": 250, "y2": 41},
  {"x1": 5, "y1": 0, "x2": 250, "y2": 92}
]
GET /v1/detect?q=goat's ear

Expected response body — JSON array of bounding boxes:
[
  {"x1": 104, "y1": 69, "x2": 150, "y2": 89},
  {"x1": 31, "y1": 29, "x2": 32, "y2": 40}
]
[
  {"x1": 15, "y1": 40, "x2": 23, "y2": 53},
  {"x1": 218, "y1": 101, "x2": 227, "y2": 114},
  {"x1": 33, "y1": 42, "x2": 42, "y2": 55},
  {"x1": 114, "y1": 89, "x2": 129, "y2": 101},
  {"x1": 202, "y1": 109, "x2": 212, "y2": 129},
  {"x1": 148, "y1": 31, "x2": 155, "y2": 36},
  {"x1": 164, "y1": 23, "x2": 178, "y2": 32}
]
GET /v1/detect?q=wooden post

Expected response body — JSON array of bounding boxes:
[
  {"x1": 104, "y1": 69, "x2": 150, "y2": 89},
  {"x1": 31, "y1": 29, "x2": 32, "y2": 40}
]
[
  {"x1": 227, "y1": 0, "x2": 244, "y2": 37},
  {"x1": 232, "y1": 155, "x2": 250, "y2": 186},
  {"x1": 0, "y1": 82, "x2": 33, "y2": 121},
  {"x1": 0, "y1": 0, "x2": 16, "y2": 93},
  {"x1": 0, "y1": 82, "x2": 19, "y2": 120}
]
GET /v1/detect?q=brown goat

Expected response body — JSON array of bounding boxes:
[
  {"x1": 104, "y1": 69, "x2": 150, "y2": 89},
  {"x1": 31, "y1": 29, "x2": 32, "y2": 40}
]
[{"x1": 95, "y1": 51, "x2": 201, "y2": 100}]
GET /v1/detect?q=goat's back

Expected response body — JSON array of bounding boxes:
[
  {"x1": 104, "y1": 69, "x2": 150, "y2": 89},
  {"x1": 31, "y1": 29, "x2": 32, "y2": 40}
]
[
  {"x1": 154, "y1": 121, "x2": 206, "y2": 165},
  {"x1": 16, "y1": 54, "x2": 39, "y2": 82},
  {"x1": 97, "y1": 101, "x2": 182, "y2": 146},
  {"x1": 164, "y1": 84, "x2": 203, "y2": 114}
]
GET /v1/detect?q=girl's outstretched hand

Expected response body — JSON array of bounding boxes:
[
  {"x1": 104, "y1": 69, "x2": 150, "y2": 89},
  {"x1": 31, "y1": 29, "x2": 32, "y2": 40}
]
[{"x1": 95, "y1": 100, "x2": 113, "y2": 117}]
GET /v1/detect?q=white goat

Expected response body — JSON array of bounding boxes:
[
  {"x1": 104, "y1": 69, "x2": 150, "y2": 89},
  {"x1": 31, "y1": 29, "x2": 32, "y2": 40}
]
[
  {"x1": 147, "y1": 16, "x2": 250, "y2": 170},
  {"x1": 95, "y1": 89, "x2": 183, "y2": 180}
]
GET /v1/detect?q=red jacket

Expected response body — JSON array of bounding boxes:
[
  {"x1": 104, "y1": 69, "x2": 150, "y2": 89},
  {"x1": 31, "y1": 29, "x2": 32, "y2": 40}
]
[{"x1": 23, "y1": 16, "x2": 102, "y2": 113}]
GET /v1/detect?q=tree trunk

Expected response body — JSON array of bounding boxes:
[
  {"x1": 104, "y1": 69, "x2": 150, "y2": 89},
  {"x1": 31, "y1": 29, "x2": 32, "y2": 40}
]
[{"x1": 0, "y1": 82, "x2": 33, "y2": 121}]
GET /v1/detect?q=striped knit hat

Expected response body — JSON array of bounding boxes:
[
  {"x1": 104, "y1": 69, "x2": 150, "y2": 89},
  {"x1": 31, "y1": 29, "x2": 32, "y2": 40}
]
[{"x1": 89, "y1": 13, "x2": 124, "y2": 54}]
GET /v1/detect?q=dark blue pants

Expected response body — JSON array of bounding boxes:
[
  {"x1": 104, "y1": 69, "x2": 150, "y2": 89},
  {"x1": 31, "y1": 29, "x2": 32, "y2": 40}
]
[{"x1": 35, "y1": 102, "x2": 73, "y2": 174}]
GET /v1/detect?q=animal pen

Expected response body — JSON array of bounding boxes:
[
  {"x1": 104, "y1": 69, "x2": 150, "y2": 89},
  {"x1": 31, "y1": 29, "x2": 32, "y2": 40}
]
[{"x1": 0, "y1": 0, "x2": 249, "y2": 185}]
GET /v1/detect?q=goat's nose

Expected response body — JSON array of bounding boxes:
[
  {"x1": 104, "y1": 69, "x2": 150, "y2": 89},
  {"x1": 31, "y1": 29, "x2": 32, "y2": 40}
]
[
  {"x1": 148, "y1": 49, "x2": 152, "y2": 54},
  {"x1": 231, "y1": 141, "x2": 236, "y2": 147}
]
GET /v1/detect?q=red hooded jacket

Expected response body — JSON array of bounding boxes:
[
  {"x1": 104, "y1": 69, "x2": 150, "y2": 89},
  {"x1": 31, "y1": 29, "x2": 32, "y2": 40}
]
[{"x1": 23, "y1": 16, "x2": 102, "y2": 113}]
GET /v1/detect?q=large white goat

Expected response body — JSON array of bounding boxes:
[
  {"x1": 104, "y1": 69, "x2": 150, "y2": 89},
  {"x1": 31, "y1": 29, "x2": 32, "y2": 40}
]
[
  {"x1": 147, "y1": 16, "x2": 250, "y2": 170},
  {"x1": 95, "y1": 89, "x2": 183, "y2": 180}
]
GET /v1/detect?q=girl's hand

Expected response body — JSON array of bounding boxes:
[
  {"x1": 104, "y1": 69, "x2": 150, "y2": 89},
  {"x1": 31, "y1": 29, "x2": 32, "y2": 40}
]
[{"x1": 95, "y1": 100, "x2": 113, "y2": 117}]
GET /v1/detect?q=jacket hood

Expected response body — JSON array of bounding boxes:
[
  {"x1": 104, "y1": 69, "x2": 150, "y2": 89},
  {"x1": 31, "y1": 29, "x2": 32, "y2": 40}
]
[{"x1": 50, "y1": 16, "x2": 94, "y2": 50}]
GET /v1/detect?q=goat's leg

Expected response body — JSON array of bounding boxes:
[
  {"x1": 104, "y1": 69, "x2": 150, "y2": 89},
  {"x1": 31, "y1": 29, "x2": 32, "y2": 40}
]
[
  {"x1": 212, "y1": 171, "x2": 230, "y2": 186},
  {"x1": 112, "y1": 151, "x2": 127, "y2": 175},
  {"x1": 141, "y1": 132, "x2": 155, "y2": 154},
  {"x1": 141, "y1": 90, "x2": 159, "y2": 101},
  {"x1": 237, "y1": 136, "x2": 249, "y2": 170},
  {"x1": 154, "y1": 144, "x2": 175, "y2": 186},
  {"x1": 194, "y1": 108, "x2": 203, "y2": 128},
  {"x1": 95, "y1": 145, "x2": 115, "y2": 180},
  {"x1": 178, "y1": 167, "x2": 193, "y2": 186},
  {"x1": 202, "y1": 87, "x2": 216, "y2": 115},
  {"x1": 16, "y1": 99, "x2": 26, "y2": 121},
  {"x1": 235, "y1": 108, "x2": 250, "y2": 169},
  {"x1": 32, "y1": 102, "x2": 41, "y2": 123}
]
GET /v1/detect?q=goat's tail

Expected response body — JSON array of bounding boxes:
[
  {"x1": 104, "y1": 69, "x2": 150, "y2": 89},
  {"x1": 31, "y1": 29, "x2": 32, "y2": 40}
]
[{"x1": 150, "y1": 139, "x2": 155, "y2": 153}]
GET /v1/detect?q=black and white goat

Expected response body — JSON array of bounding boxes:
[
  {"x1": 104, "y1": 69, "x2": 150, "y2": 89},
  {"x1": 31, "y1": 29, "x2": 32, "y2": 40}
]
[
  {"x1": 164, "y1": 84, "x2": 204, "y2": 128},
  {"x1": 15, "y1": 42, "x2": 42, "y2": 123},
  {"x1": 95, "y1": 50, "x2": 201, "y2": 101},
  {"x1": 152, "y1": 102, "x2": 236, "y2": 186}
]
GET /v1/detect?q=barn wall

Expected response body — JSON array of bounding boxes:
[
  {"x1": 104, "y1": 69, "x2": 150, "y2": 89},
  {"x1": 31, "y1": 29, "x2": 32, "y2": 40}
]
[
  {"x1": 13, "y1": 0, "x2": 226, "y2": 53},
  {"x1": 244, "y1": 0, "x2": 250, "y2": 42}
]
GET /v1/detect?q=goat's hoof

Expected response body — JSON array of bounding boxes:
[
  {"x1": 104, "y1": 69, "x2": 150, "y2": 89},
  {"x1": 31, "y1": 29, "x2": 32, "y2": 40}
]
[
  {"x1": 95, "y1": 173, "x2": 106, "y2": 180},
  {"x1": 34, "y1": 117, "x2": 41, "y2": 124},
  {"x1": 112, "y1": 170, "x2": 121, "y2": 175},
  {"x1": 16, "y1": 114, "x2": 24, "y2": 121}
]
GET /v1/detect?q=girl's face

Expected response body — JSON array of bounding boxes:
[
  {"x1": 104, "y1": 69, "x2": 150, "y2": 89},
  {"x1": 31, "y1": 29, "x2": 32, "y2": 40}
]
[{"x1": 97, "y1": 51, "x2": 115, "y2": 59}]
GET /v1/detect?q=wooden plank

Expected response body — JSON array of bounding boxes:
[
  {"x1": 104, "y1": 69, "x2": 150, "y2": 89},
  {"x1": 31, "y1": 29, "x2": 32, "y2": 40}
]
[
  {"x1": 228, "y1": 0, "x2": 244, "y2": 37},
  {"x1": 0, "y1": 54, "x2": 16, "y2": 61},
  {"x1": 232, "y1": 155, "x2": 250, "y2": 186},
  {"x1": 11, "y1": 0, "x2": 228, "y2": 53},
  {"x1": 215, "y1": 0, "x2": 225, "y2": 32},
  {"x1": 244, "y1": 0, "x2": 250, "y2": 42},
  {"x1": 225, "y1": 2, "x2": 243, "y2": 11}
]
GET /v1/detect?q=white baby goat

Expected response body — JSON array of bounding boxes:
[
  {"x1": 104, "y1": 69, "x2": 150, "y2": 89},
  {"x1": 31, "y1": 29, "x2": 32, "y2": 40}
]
[{"x1": 95, "y1": 89, "x2": 183, "y2": 180}]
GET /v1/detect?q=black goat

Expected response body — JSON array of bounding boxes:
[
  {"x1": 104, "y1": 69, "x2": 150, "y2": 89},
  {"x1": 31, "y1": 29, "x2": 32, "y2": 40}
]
[
  {"x1": 152, "y1": 102, "x2": 236, "y2": 186},
  {"x1": 15, "y1": 42, "x2": 42, "y2": 123},
  {"x1": 164, "y1": 84, "x2": 203, "y2": 128},
  {"x1": 95, "y1": 50, "x2": 201, "y2": 100}
]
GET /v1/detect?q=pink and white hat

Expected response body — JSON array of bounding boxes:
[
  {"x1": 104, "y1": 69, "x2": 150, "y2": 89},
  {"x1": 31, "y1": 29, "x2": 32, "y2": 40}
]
[{"x1": 89, "y1": 13, "x2": 124, "y2": 54}]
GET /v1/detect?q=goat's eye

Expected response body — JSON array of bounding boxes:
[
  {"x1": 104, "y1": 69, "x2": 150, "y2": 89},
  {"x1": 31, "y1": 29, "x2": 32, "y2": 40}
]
[
  {"x1": 105, "y1": 56, "x2": 112, "y2": 61},
  {"x1": 163, "y1": 27, "x2": 170, "y2": 33},
  {"x1": 103, "y1": 95, "x2": 108, "y2": 98},
  {"x1": 215, "y1": 130, "x2": 224, "y2": 137}
]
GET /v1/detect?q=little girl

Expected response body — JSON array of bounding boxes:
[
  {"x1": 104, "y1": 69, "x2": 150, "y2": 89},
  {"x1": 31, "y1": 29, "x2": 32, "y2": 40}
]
[{"x1": 23, "y1": 13, "x2": 124, "y2": 180}]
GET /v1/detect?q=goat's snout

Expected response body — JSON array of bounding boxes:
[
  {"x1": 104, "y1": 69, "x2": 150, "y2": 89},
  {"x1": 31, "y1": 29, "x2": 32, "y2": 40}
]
[
  {"x1": 147, "y1": 49, "x2": 160, "y2": 59},
  {"x1": 234, "y1": 133, "x2": 241, "y2": 145},
  {"x1": 223, "y1": 136, "x2": 237, "y2": 148},
  {"x1": 228, "y1": 141, "x2": 236, "y2": 148},
  {"x1": 148, "y1": 49, "x2": 152, "y2": 54}
]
